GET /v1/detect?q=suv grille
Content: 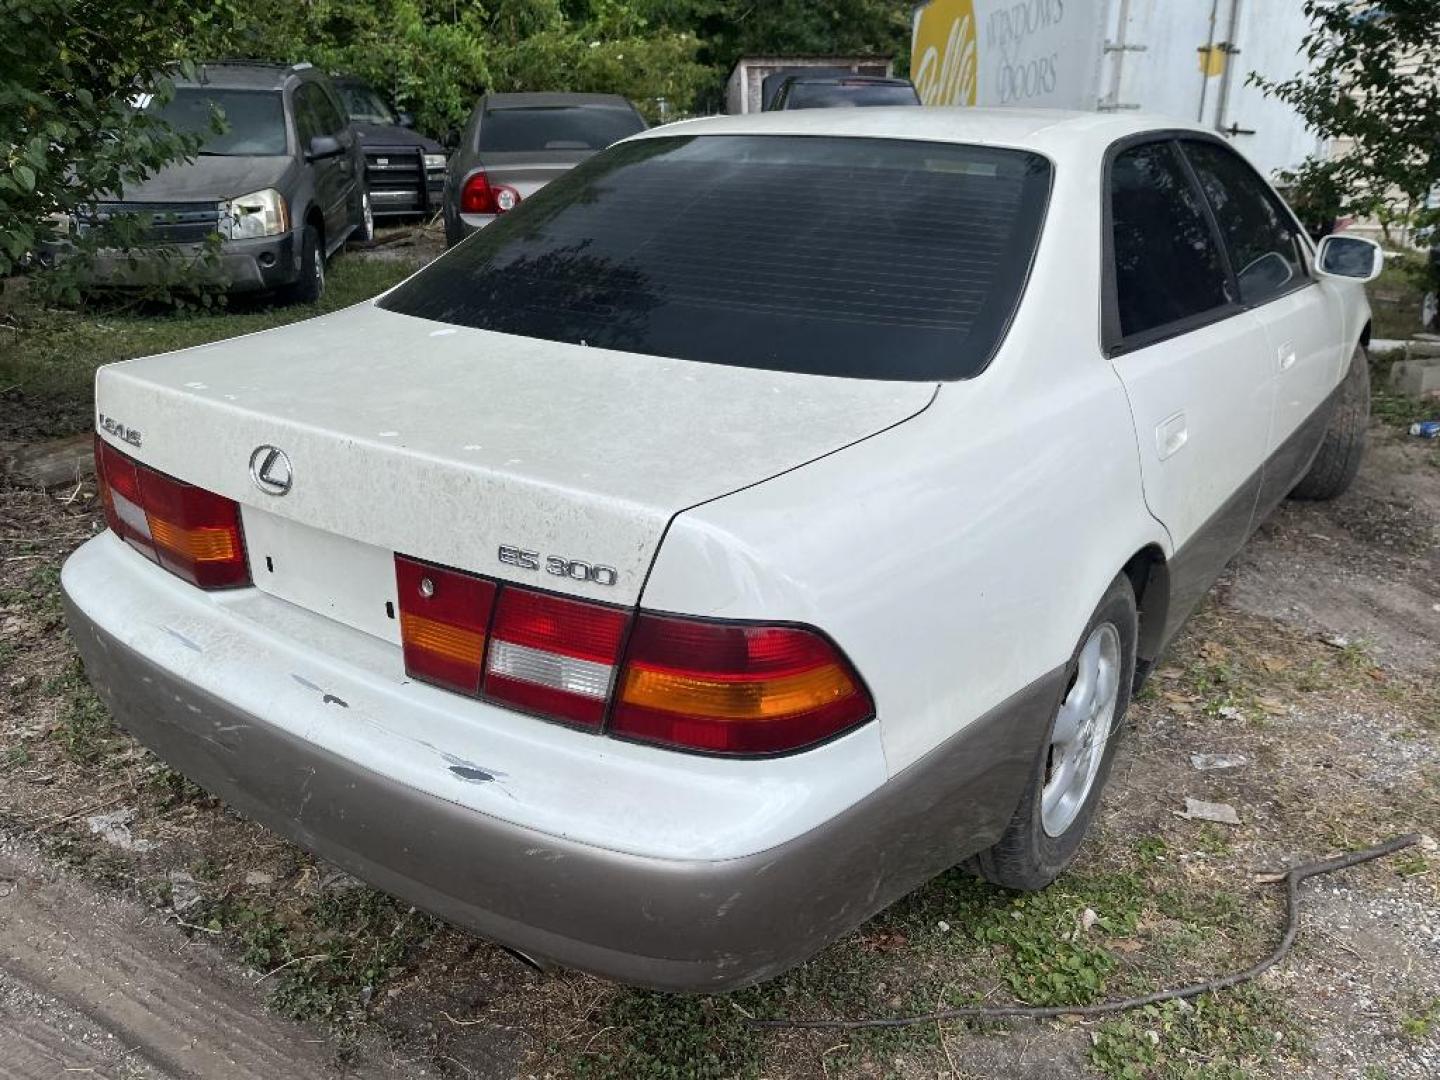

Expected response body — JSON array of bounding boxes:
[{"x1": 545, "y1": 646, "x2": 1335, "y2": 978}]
[
  {"x1": 363, "y1": 146, "x2": 443, "y2": 216},
  {"x1": 81, "y1": 201, "x2": 222, "y2": 245}
]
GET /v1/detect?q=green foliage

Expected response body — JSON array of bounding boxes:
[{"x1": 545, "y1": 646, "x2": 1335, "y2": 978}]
[
  {"x1": 576, "y1": 991, "x2": 760, "y2": 1080},
  {"x1": 1090, "y1": 988, "x2": 1298, "y2": 1080},
  {"x1": 0, "y1": 0, "x2": 212, "y2": 280},
  {"x1": 1251, "y1": 1, "x2": 1440, "y2": 253},
  {"x1": 197, "y1": 885, "x2": 437, "y2": 1023}
]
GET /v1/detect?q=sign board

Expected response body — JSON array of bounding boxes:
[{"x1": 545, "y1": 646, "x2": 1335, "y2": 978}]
[{"x1": 912, "y1": 0, "x2": 1107, "y2": 109}]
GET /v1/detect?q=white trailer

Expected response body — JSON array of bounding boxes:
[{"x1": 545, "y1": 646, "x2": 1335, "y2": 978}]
[
  {"x1": 911, "y1": 0, "x2": 1328, "y2": 179},
  {"x1": 725, "y1": 55, "x2": 895, "y2": 115}
]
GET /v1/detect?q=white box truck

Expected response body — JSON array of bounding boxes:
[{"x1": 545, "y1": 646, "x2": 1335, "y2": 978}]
[{"x1": 911, "y1": 0, "x2": 1328, "y2": 179}]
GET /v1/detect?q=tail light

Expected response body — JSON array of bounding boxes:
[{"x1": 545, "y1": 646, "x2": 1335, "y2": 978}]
[
  {"x1": 396, "y1": 556, "x2": 496, "y2": 694},
  {"x1": 459, "y1": 171, "x2": 520, "y2": 215},
  {"x1": 394, "y1": 555, "x2": 874, "y2": 755},
  {"x1": 611, "y1": 616, "x2": 872, "y2": 754},
  {"x1": 94, "y1": 436, "x2": 250, "y2": 589},
  {"x1": 484, "y1": 588, "x2": 628, "y2": 727}
]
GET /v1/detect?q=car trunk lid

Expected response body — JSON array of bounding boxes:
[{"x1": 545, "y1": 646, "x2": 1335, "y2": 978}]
[
  {"x1": 94, "y1": 302, "x2": 935, "y2": 626},
  {"x1": 471, "y1": 149, "x2": 595, "y2": 199}
]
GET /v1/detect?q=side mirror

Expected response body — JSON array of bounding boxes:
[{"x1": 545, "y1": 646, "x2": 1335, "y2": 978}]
[
  {"x1": 396, "y1": 111, "x2": 415, "y2": 128},
  {"x1": 306, "y1": 134, "x2": 343, "y2": 161},
  {"x1": 1315, "y1": 234, "x2": 1383, "y2": 283}
]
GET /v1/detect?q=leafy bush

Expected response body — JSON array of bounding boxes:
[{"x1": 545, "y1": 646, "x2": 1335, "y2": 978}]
[{"x1": 0, "y1": 0, "x2": 210, "y2": 282}]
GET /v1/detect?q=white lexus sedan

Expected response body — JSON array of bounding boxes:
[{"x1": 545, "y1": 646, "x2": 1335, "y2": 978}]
[{"x1": 63, "y1": 108, "x2": 1382, "y2": 991}]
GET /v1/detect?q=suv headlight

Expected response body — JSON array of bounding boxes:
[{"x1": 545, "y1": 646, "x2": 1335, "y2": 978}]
[
  {"x1": 220, "y1": 188, "x2": 289, "y2": 241},
  {"x1": 423, "y1": 153, "x2": 447, "y2": 171}
]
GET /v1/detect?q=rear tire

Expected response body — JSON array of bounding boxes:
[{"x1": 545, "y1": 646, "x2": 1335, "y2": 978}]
[
  {"x1": 349, "y1": 190, "x2": 374, "y2": 247},
  {"x1": 283, "y1": 224, "x2": 325, "y2": 305},
  {"x1": 1289, "y1": 345, "x2": 1368, "y2": 501},
  {"x1": 975, "y1": 574, "x2": 1137, "y2": 891}
]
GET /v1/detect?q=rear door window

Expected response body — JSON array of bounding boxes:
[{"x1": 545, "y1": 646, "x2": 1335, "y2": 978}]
[
  {"x1": 380, "y1": 135, "x2": 1053, "y2": 381},
  {"x1": 477, "y1": 106, "x2": 646, "y2": 152},
  {"x1": 1107, "y1": 140, "x2": 1235, "y2": 345},
  {"x1": 1179, "y1": 139, "x2": 1308, "y2": 306}
]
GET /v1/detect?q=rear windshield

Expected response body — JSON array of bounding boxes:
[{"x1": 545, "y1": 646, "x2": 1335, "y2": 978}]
[
  {"x1": 477, "y1": 106, "x2": 646, "y2": 152},
  {"x1": 783, "y1": 83, "x2": 921, "y2": 109},
  {"x1": 148, "y1": 89, "x2": 287, "y2": 156},
  {"x1": 380, "y1": 135, "x2": 1052, "y2": 380}
]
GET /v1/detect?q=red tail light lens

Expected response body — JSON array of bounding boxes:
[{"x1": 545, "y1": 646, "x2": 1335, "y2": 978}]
[
  {"x1": 94, "y1": 436, "x2": 250, "y2": 589},
  {"x1": 392, "y1": 555, "x2": 874, "y2": 755},
  {"x1": 484, "y1": 588, "x2": 629, "y2": 728},
  {"x1": 611, "y1": 616, "x2": 874, "y2": 754},
  {"x1": 459, "y1": 171, "x2": 520, "y2": 215},
  {"x1": 397, "y1": 555, "x2": 497, "y2": 695}
]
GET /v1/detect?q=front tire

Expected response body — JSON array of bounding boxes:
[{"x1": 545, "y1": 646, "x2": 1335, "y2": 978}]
[
  {"x1": 975, "y1": 574, "x2": 1137, "y2": 891},
  {"x1": 1289, "y1": 345, "x2": 1369, "y2": 501},
  {"x1": 349, "y1": 190, "x2": 375, "y2": 247},
  {"x1": 282, "y1": 224, "x2": 325, "y2": 305}
]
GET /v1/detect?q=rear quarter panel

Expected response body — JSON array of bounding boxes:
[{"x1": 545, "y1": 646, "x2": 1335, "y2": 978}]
[{"x1": 641, "y1": 137, "x2": 1170, "y2": 774}]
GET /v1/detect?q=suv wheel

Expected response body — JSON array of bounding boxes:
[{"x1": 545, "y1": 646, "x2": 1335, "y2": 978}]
[
  {"x1": 975, "y1": 574, "x2": 1137, "y2": 890},
  {"x1": 283, "y1": 224, "x2": 325, "y2": 305},
  {"x1": 350, "y1": 191, "x2": 375, "y2": 247}
]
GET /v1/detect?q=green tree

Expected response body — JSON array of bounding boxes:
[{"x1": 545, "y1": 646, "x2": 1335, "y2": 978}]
[
  {"x1": 0, "y1": 0, "x2": 215, "y2": 281},
  {"x1": 1251, "y1": 0, "x2": 1440, "y2": 253}
]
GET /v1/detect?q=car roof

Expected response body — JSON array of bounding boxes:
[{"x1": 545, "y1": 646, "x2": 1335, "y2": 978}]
[
  {"x1": 633, "y1": 107, "x2": 1213, "y2": 155},
  {"x1": 482, "y1": 92, "x2": 636, "y2": 110},
  {"x1": 182, "y1": 61, "x2": 321, "y2": 91}
]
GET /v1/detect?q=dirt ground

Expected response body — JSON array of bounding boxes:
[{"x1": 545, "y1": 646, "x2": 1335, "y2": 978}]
[{"x1": 2, "y1": 389, "x2": 1439, "y2": 1077}]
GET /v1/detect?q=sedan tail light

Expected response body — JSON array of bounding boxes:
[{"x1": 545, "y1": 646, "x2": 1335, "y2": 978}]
[
  {"x1": 611, "y1": 615, "x2": 872, "y2": 754},
  {"x1": 396, "y1": 556, "x2": 497, "y2": 695},
  {"x1": 94, "y1": 436, "x2": 250, "y2": 589},
  {"x1": 459, "y1": 171, "x2": 520, "y2": 215},
  {"x1": 394, "y1": 554, "x2": 874, "y2": 755}
]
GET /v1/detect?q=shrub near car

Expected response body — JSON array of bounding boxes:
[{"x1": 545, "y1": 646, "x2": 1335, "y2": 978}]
[
  {"x1": 441, "y1": 91, "x2": 646, "y2": 245},
  {"x1": 64, "y1": 108, "x2": 1382, "y2": 990},
  {"x1": 80, "y1": 62, "x2": 371, "y2": 302}
]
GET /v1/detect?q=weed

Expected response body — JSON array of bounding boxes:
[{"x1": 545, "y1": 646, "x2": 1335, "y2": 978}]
[
  {"x1": 1135, "y1": 836, "x2": 1169, "y2": 865},
  {"x1": 43, "y1": 657, "x2": 114, "y2": 763},
  {"x1": 193, "y1": 886, "x2": 438, "y2": 1024},
  {"x1": 1399, "y1": 996, "x2": 1440, "y2": 1040},
  {"x1": 575, "y1": 991, "x2": 760, "y2": 1080},
  {"x1": 1090, "y1": 987, "x2": 1299, "y2": 1079}
]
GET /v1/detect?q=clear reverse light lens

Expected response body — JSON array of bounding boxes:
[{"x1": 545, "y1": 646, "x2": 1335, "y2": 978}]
[{"x1": 221, "y1": 188, "x2": 289, "y2": 240}]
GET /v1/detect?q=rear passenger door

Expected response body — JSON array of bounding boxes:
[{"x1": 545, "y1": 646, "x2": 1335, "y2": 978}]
[
  {"x1": 1103, "y1": 138, "x2": 1274, "y2": 635},
  {"x1": 1178, "y1": 138, "x2": 1345, "y2": 512}
]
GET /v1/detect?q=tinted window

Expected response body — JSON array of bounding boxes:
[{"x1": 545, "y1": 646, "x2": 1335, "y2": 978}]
[
  {"x1": 1109, "y1": 141, "x2": 1233, "y2": 340},
  {"x1": 477, "y1": 106, "x2": 646, "y2": 152},
  {"x1": 1181, "y1": 139, "x2": 1306, "y2": 306},
  {"x1": 337, "y1": 83, "x2": 395, "y2": 125},
  {"x1": 313, "y1": 85, "x2": 349, "y2": 136},
  {"x1": 382, "y1": 136, "x2": 1050, "y2": 381},
  {"x1": 781, "y1": 82, "x2": 921, "y2": 109},
  {"x1": 147, "y1": 89, "x2": 287, "y2": 156},
  {"x1": 293, "y1": 84, "x2": 322, "y2": 145}
]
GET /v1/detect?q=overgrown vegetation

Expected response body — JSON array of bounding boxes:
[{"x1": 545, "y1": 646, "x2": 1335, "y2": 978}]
[
  {"x1": 1252, "y1": 1, "x2": 1440, "y2": 278},
  {"x1": 0, "y1": 254, "x2": 424, "y2": 440}
]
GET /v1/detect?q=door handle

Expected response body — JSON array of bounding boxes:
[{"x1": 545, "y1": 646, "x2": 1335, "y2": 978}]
[
  {"x1": 1156, "y1": 412, "x2": 1188, "y2": 461},
  {"x1": 1278, "y1": 341, "x2": 1297, "y2": 371}
]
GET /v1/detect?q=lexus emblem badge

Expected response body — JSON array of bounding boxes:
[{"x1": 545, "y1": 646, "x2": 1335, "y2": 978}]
[{"x1": 249, "y1": 445, "x2": 293, "y2": 496}]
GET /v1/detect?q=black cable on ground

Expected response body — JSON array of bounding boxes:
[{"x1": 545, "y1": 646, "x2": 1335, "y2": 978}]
[{"x1": 747, "y1": 832, "x2": 1421, "y2": 1031}]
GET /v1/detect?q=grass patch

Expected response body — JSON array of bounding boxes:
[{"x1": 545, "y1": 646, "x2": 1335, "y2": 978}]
[
  {"x1": 0, "y1": 255, "x2": 423, "y2": 439},
  {"x1": 43, "y1": 656, "x2": 115, "y2": 763},
  {"x1": 1090, "y1": 986, "x2": 1299, "y2": 1079},
  {"x1": 194, "y1": 884, "x2": 437, "y2": 1025},
  {"x1": 575, "y1": 992, "x2": 762, "y2": 1080}
]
